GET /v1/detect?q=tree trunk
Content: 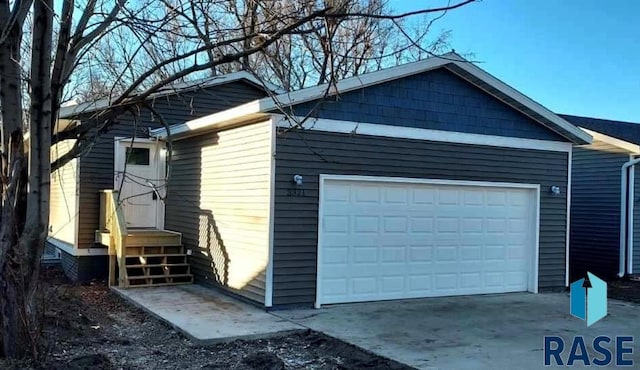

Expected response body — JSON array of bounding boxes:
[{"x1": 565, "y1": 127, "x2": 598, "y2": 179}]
[
  {"x1": 0, "y1": 3, "x2": 26, "y2": 358},
  {"x1": 0, "y1": 133, "x2": 28, "y2": 359},
  {"x1": 0, "y1": 0, "x2": 53, "y2": 359}
]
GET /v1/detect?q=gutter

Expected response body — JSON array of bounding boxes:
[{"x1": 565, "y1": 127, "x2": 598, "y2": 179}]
[{"x1": 619, "y1": 157, "x2": 640, "y2": 277}]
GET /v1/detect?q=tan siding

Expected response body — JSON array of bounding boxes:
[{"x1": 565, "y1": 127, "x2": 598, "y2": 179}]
[
  {"x1": 49, "y1": 139, "x2": 78, "y2": 246},
  {"x1": 165, "y1": 121, "x2": 272, "y2": 304},
  {"x1": 76, "y1": 81, "x2": 267, "y2": 249}
]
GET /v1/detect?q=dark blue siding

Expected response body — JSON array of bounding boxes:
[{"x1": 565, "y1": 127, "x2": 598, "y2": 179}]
[
  {"x1": 570, "y1": 140, "x2": 629, "y2": 280},
  {"x1": 292, "y1": 68, "x2": 566, "y2": 142},
  {"x1": 273, "y1": 130, "x2": 569, "y2": 307}
]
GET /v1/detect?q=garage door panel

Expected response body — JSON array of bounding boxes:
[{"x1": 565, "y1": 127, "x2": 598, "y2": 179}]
[
  {"x1": 460, "y1": 273, "x2": 483, "y2": 289},
  {"x1": 319, "y1": 179, "x2": 536, "y2": 305},
  {"x1": 323, "y1": 216, "x2": 350, "y2": 233},
  {"x1": 409, "y1": 245, "x2": 433, "y2": 261},
  {"x1": 381, "y1": 276, "x2": 406, "y2": 293},
  {"x1": 322, "y1": 246, "x2": 349, "y2": 264},
  {"x1": 380, "y1": 245, "x2": 406, "y2": 263},
  {"x1": 383, "y1": 187, "x2": 409, "y2": 204},
  {"x1": 411, "y1": 217, "x2": 435, "y2": 233},
  {"x1": 411, "y1": 188, "x2": 436, "y2": 204}
]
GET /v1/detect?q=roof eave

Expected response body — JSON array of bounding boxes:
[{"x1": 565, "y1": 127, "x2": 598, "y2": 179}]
[
  {"x1": 154, "y1": 53, "x2": 592, "y2": 145},
  {"x1": 580, "y1": 127, "x2": 640, "y2": 154},
  {"x1": 151, "y1": 100, "x2": 270, "y2": 140},
  {"x1": 58, "y1": 72, "x2": 283, "y2": 119},
  {"x1": 444, "y1": 63, "x2": 592, "y2": 145}
]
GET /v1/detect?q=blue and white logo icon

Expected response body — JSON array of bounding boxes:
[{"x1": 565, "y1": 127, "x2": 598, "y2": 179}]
[{"x1": 570, "y1": 272, "x2": 607, "y2": 327}]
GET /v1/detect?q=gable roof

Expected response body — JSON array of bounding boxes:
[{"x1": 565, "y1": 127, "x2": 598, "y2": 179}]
[
  {"x1": 155, "y1": 53, "x2": 591, "y2": 144},
  {"x1": 560, "y1": 114, "x2": 640, "y2": 146},
  {"x1": 59, "y1": 71, "x2": 283, "y2": 119}
]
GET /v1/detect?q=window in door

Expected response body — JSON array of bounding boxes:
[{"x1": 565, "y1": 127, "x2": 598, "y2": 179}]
[{"x1": 125, "y1": 147, "x2": 150, "y2": 165}]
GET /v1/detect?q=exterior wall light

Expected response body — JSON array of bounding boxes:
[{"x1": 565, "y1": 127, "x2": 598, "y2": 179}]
[
  {"x1": 293, "y1": 175, "x2": 303, "y2": 186},
  {"x1": 550, "y1": 186, "x2": 561, "y2": 195}
]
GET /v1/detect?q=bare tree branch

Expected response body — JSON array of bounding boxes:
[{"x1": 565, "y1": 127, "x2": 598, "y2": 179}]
[{"x1": 329, "y1": 0, "x2": 476, "y2": 19}]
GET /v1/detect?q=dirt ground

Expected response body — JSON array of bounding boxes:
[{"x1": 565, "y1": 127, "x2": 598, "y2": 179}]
[
  {"x1": 608, "y1": 277, "x2": 640, "y2": 304},
  {"x1": 0, "y1": 266, "x2": 412, "y2": 370}
]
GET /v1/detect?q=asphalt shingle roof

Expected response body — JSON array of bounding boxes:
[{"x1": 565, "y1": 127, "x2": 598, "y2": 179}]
[{"x1": 560, "y1": 114, "x2": 640, "y2": 145}]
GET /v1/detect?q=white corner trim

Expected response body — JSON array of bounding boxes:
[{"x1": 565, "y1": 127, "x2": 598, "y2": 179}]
[
  {"x1": 533, "y1": 184, "x2": 541, "y2": 294},
  {"x1": 265, "y1": 117, "x2": 277, "y2": 308},
  {"x1": 628, "y1": 166, "x2": 635, "y2": 274},
  {"x1": 275, "y1": 116, "x2": 573, "y2": 152},
  {"x1": 580, "y1": 128, "x2": 640, "y2": 154},
  {"x1": 631, "y1": 154, "x2": 636, "y2": 275},
  {"x1": 619, "y1": 157, "x2": 640, "y2": 277},
  {"x1": 47, "y1": 237, "x2": 108, "y2": 256},
  {"x1": 565, "y1": 148, "x2": 572, "y2": 287},
  {"x1": 315, "y1": 175, "x2": 327, "y2": 309},
  {"x1": 74, "y1": 152, "x2": 81, "y2": 253}
]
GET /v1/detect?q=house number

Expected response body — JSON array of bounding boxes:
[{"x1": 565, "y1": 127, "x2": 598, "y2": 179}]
[{"x1": 287, "y1": 188, "x2": 305, "y2": 197}]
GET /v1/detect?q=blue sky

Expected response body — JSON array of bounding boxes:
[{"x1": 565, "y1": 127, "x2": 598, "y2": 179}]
[{"x1": 390, "y1": 0, "x2": 640, "y2": 122}]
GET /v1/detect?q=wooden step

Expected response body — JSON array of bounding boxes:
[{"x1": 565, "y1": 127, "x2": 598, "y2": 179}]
[
  {"x1": 125, "y1": 253, "x2": 186, "y2": 258},
  {"x1": 127, "y1": 273, "x2": 193, "y2": 280},
  {"x1": 125, "y1": 229, "x2": 182, "y2": 247},
  {"x1": 126, "y1": 263, "x2": 189, "y2": 268},
  {"x1": 125, "y1": 245, "x2": 184, "y2": 256},
  {"x1": 96, "y1": 229, "x2": 183, "y2": 248},
  {"x1": 126, "y1": 264, "x2": 191, "y2": 277}
]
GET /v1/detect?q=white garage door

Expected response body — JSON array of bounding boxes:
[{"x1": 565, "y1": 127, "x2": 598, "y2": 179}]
[{"x1": 317, "y1": 176, "x2": 538, "y2": 306}]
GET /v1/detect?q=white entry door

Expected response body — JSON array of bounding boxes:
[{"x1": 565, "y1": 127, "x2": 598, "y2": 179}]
[
  {"x1": 317, "y1": 176, "x2": 539, "y2": 306},
  {"x1": 114, "y1": 140, "x2": 165, "y2": 229}
]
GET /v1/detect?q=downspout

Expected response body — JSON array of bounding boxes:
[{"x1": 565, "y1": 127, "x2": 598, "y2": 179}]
[{"x1": 620, "y1": 158, "x2": 640, "y2": 277}]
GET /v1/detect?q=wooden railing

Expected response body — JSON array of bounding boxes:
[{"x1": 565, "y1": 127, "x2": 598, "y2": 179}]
[{"x1": 99, "y1": 190, "x2": 128, "y2": 287}]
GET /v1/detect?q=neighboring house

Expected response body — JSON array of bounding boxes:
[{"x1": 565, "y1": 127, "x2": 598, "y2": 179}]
[
  {"x1": 561, "y1": 114, "x2": 640, "y2": 281},
  {"x1": 48, "y1": 72, "x2": 272, "y2": 281},
  {"x1": 151, "y1": 53, "x2": 590, "y2": 308}
]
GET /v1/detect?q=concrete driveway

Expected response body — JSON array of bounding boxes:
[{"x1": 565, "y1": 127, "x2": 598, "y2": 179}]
[{"x1": 274, "y1": 293, "x2": 640, "y2": 369}]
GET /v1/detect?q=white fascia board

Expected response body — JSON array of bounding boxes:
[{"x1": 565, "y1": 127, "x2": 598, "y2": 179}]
[
  {"x1": 275, "y1": 116, "x2": 572, "y2": 152},
  {"x1": 152, "y1": 100, "x2": 268, "y2": 139},
  {"x1": 580, "y1": 128, "x2": 640, "y2": 154}
]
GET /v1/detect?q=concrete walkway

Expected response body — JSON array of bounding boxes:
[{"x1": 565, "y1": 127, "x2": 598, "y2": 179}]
[
  {"x1": 114, "y1": 285, "x2": 303, "y2": 343},
  {"x1": 275, "y1": 293, "x2": 640, "y2": 370}
]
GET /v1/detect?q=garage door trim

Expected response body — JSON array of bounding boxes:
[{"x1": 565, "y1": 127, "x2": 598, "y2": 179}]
[{"x1": 316, "y1": 174, "x2": 541, "y2": 308}]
